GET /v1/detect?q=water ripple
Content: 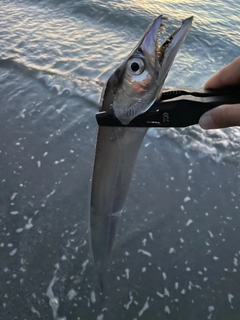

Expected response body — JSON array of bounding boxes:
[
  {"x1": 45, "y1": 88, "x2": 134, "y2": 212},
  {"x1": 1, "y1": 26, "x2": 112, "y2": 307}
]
[{"x1": 0, "y1": 0, "x2": 240, "y2": 160}]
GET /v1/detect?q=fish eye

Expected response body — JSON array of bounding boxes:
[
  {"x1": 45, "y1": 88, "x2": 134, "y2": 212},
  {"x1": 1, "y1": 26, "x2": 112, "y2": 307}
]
[{"x1": 127, "y1": 58, "x2": 145, "y2": 75}]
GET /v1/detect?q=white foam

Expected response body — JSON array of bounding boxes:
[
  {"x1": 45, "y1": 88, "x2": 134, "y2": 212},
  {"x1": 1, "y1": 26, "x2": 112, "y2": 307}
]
[
  {"x1": 124, "y1": 291, "x2": 133, "y2": 310},
  {"x1": 186, "y1": 219, "x2": 193, "y2": 226},
  {"x1": 90, "y1": 291, "x2": 96, "y2": 304},
  {"x1": 9, "y1": 248, "x2": 17, "y2": 256},
  {"x1": 138, "y1": 249, "x2": 152, "y2": 257},
  {"x1": 164, "y1": 306, "x2": 171, "y2": 314},
  {"x1": 67, "y1": 289, "x2": 77, "y2": 301},
  {"x1": 228, "y1": 293, "x2": 234, "y2": 304},
  {"x1": 138, "y1": 297, "x2": 149, "y2": 317}
]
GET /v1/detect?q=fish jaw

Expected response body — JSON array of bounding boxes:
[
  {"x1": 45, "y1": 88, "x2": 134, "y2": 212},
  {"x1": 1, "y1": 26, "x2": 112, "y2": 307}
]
[{"x1": 100, "y1": 16, "x2": 193, "y2": 125}]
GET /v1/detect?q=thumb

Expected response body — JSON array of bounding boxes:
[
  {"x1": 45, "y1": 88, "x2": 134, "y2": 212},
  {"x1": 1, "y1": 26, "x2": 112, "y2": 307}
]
[{"x1": 199, "y1": 103, "x2": 240, "y2": 129}]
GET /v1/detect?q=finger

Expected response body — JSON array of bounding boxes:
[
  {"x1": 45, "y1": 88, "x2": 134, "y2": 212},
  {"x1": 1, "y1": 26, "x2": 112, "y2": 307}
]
[
  {"x1": 204, "y1": 57, "x2": 240, "y2": 89},
  {"x1": 199, "y1": 103, "x2": 240, "y2": 129}
]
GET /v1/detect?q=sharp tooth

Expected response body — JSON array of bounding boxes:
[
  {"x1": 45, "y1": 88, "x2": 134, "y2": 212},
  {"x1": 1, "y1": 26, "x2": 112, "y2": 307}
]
[
  {"x1": 160, "y1": 23, "x2": 167, "y2": 32},
  {"x1": 162, "y1": 15, "x2": 169, "y2": 21}
]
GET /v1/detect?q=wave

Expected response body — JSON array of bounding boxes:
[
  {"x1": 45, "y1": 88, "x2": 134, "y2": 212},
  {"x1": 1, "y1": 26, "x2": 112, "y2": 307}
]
[
  {"x1": 0, "y1": 57, "x2": 102, "y2": 105},
  {"x1": 0, "y1": 57, "x2": 39, "y2": 78},
  {"x1": 147, "y1": 125, "x2": 240, "y2": 165}
]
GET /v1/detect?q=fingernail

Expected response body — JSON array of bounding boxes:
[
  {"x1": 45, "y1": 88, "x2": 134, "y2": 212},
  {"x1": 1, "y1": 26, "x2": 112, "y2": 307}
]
[{"x1": 199, "y1": 114, "x2": 215, "y2": 129}]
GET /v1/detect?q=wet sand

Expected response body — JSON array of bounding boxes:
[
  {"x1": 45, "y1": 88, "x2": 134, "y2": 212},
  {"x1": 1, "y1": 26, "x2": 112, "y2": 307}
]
[{"x1": 1, "y1": 67, "x2": 240, "y2": 320}]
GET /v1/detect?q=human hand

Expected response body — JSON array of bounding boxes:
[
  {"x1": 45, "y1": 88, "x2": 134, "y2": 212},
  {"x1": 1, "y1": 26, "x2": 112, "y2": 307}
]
[{"x1": 199, "y1": 57, "x2": 240, "y2": 129}]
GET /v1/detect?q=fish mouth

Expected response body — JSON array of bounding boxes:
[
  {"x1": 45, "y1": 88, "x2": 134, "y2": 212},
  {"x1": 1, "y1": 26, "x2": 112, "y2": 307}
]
[
  {"x1": 156, "y1": 16, "x2": 193, "y2": 84},
  {"x1": 140, "y1": 15, "x2": 193, "y2": 66},
  {"x1": 158, "y1": 16, "x2": 193, "y2": 64}
]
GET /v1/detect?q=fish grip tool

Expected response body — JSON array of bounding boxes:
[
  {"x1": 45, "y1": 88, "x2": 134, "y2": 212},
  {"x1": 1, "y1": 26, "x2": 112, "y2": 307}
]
[{"x1": 96, "y1": 88, "x2": 240, "y2": 127}]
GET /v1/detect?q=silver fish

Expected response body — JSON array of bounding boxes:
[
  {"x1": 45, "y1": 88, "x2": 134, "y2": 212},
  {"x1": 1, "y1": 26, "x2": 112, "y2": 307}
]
[{"x1": 90, "y1": 15, "x2": 193, "y2": 286}]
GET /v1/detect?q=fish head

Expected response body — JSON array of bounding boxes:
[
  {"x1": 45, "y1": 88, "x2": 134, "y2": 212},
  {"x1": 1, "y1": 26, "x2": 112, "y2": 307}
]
[{"x1": 100, "y1": 15, "x2": 193, "y2": 125}]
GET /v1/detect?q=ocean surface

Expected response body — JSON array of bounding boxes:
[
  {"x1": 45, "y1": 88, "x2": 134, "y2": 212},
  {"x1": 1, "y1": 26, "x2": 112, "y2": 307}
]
[{"x1": 0, "y1": 0, "x2": 240, "y2": 319}]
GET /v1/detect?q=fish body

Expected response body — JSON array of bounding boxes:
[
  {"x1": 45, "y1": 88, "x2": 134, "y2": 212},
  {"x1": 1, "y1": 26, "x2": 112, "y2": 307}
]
[
  {"x1": 90, "y1": 126, "x2": 147, "y2": 284},
  {"x1": 90, "y1": 15, "x2": 193, "y2": 286}
]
